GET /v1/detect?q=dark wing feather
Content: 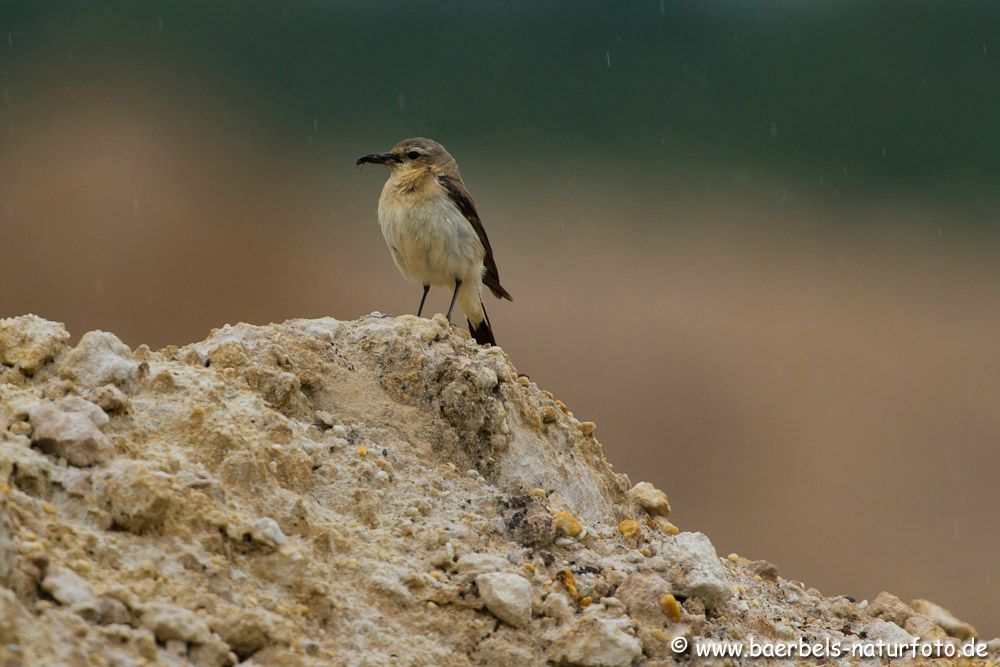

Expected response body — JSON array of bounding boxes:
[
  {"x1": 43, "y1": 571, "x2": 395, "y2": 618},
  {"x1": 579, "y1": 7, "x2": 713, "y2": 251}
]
[{"x1": 438, "y1": 174, "x2": 513, "y2": 301}]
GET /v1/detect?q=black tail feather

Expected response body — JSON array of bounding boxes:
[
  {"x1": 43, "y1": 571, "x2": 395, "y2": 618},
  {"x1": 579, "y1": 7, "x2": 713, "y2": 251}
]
[{"x1": 468, "y1": 300, "x2": 497, "y2": 346}]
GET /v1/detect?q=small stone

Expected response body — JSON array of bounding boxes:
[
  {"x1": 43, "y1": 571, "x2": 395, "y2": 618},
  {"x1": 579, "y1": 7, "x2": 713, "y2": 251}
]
[
  {"x1": 29, "y1": 396, "x2": 113, "y2": 466},
  {"x1": 577, "y1": 421, "x2": 596, "y2": 436},
  {"x1": 657, "y1": 598, "x2": 682, "y2": 627},
  {"x1": 476, "y1": 572, "x2": 532, "y2": 627},
  {"x1": 250, "y1": 518, "x2": 286, "y2": 547},
  {"x1": 650, "y1": 516, "x2": 679, "y2": 535},
  {"x1": 909, "y1": 599, "x2": 977, "y2": 640},
  {"x1": 617, "y1": 519, "x2": 641, "y2": 545},
  {"x1": 0, "y1": 315, "x2": 70, "y2": 375},
  {"x1": 557, "y1": 569, "x2": 579, "y2": 599},
  {"x1": 550, "y1": 616, "x2": 642, "y2": 667},
  {"x1": 627, "y1": 481, "x2": 671, "y2": 518},
  {"x1": 142, "y1": 604, "x2": 213, "y2": 644},
  {"x1": 542, "y1": 592, "x2": 574, "y2": 621},
  {"x1": 749, "y1": 559, "x2": 779, "y2": 582},
  {"x1": 59, "y1": 330, "x2": 138, "y2": 390},
  {"x1": 654, "y1": 532, "x2": 731, "y2": 610},
  {"x1": 41, "y1": 566, "x2": 96, "y2": 608},
  {"x1": 553, "y1": 511, "x2": 583, "y2": 538},
  {"x1": 85, "y1": 385, "x2": 131, "y2": 414},
  {"x1": 867, "y1": 591, "x2": 913, "y2": 626},
  {"x1": 615, "y1": 572, "x2": 670, "y2": 625}
]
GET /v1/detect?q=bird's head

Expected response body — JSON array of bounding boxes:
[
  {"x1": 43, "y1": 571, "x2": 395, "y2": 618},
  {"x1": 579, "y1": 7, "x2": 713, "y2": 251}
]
[{"x1": 356, "y1": 137, "x2": 458, "y2": 179}]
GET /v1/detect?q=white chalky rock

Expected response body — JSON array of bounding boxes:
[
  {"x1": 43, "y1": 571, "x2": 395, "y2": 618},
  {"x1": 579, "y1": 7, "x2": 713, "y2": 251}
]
[
  {"x1": 0, "y1": 315, "x2": 70, "y2": 374},
  {"x1": 250, "y1": 517, "x2": 286, "y2": 547},
  {"x1": 627, "y1": 481, "x2": 671, "y2": 517},
  {"x1": 41, "y1": 566, "x2": 97, "y2": 608},
  {"x1": 60, "y1": 330, "x2": 138, "y2": 390},
  {"x1": 550, "y1": 616, "x2": 642, "y2": 667},
  {"x1": 29, "y1": 395, "x2": 113, "y2": 466},
  {"x1": 476, "y1": 572, "x2": 533, "y2": 628},
  {"x1": 655, "y1": 531, "x2": 731, "y2": 610}
]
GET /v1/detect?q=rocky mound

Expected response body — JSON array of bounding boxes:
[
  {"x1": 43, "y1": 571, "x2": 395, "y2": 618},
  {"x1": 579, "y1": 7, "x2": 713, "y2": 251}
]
[{"x1": 0, "y1": 313, "x2": 992, "y2": 666}]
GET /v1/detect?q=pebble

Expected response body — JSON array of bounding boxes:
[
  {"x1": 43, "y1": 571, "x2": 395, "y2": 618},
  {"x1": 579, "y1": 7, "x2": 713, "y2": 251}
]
[
  {"x1": 476, "y1": 572, "x2": 532, "y2": 627},
  {"x1": 550, "y1": 616, "x2": 642, "y2": 667},
  {"x1": 553, "y1": 511, "x2": 583, "y2": 538},
  {"x1": 41, "y1": 566, "x2": 97, "y2": 608},
  {"x1": 28, "y1": 396, "x2": 113, "y2": 467},
  {"x1": 0, "y1": 315, "x2": 70, "y2": 374},
  {"x1": 627, "y1": 481, "x2": 671, "y2": 518},
  {"x1": 655, "y1": 532, "x2": 732, "y2": 610},
  {"x1": 250, "y1": 517, "x2": 286, "y2": 547}
]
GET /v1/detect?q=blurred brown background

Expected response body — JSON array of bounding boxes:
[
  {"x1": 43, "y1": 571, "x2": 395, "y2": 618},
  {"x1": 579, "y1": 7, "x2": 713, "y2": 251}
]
[{"x1": 1, "y1": 2, "x2": 997, "y2": 635}]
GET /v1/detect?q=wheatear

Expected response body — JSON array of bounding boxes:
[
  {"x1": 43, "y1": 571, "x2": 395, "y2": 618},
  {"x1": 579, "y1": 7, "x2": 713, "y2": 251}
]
[{"x1": 357, "y1": 138, "x2": 512, "y2": 346}]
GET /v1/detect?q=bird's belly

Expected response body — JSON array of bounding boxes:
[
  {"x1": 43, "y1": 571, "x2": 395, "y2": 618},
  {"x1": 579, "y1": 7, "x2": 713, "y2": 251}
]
[{"x1": 379, "y1": 197, "x2": 484, "y2": 286}]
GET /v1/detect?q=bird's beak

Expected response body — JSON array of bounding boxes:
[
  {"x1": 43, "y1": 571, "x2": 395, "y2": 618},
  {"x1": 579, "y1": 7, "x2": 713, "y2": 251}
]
[{"x1": 356, "y1": 151, "x2": 398, "y2": 166}]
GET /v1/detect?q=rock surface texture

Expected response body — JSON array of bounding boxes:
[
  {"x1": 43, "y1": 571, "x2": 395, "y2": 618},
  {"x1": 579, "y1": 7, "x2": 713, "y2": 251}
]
[{"x1": 0, "y1": 313, "x2": 992, "y2": 666}]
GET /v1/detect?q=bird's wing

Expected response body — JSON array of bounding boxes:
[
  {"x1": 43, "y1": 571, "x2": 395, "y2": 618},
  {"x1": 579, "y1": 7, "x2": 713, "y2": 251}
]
[{"x1": 437, "y1": 174, "x2": 513, "y2": 301}]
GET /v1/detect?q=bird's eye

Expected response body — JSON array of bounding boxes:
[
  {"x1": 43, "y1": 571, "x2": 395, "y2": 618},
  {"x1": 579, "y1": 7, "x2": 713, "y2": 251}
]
[{"x1": 407, "y1": 151, "x2": 420, "y2": 160}]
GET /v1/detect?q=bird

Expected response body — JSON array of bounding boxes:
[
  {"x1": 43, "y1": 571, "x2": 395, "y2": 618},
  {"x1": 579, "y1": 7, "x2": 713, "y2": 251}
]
[{"x1": 356, "y1": 138, "x2": 512, "y2": 346}]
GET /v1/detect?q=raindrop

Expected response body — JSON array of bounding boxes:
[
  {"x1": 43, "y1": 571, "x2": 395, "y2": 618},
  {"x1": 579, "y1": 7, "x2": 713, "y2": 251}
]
[
  {"x1": 842, "y1": 164, "x2": 848, "y2": 176},
  {"x1": 818, "y1": 175, "x2": 825, "y2": 187},
  {"x1": 307, "y1": 135, "x2": 313, "y2": 145},
  {"x1": 559, "y1": 219, "x2": 566, "y2": 232},
  {"x1": 880, "y1": 146, "x2": 887, "y2": 158},
  {"x1": 157, "y1": 17, "x2": 164, "y2": 30},
  {"x1": 6, "y1": 33, "x2": 11, "y2": 47},
  {"x1": 606, "y1": 51, "x2": 612, "y2": 68},
  {"x1": 770, "y1": 122, "x2": 778, "y2": 139},
  {"x1": 67, "y1": 49, "x2": 73, "y2": 63},
  {"x1": 133, "y1": 197, "x2": 139, "y2": 214},
  {"x1": 313, "y1": 117, "x2": 318, "y2": 131},
  {"x1": 397, "y1": 93, "x2": 405, "y2": 111},
  {"x1": 659, "y1": 0, "x2": 665, "y2": 15},
  {"x1": 983, "y1": 43, "x2": 989, "y2": 56},
  {"x1": 937, "y1": 227, "x2": 943, "y2": 239}
]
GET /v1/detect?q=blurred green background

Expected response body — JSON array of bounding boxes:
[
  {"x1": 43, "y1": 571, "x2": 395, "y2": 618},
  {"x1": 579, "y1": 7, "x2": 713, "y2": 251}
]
[{"x1": 2, "y1": 1, "x2": 998, "y2": 637}]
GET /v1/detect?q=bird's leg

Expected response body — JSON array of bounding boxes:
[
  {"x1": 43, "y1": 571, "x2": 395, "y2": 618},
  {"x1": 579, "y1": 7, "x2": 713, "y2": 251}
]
[
  {"x1": 417, "y1": 284, "x2": 430, "y2": 317},
  {"x1": 446, "y1": 279, "x2": 462, "y2": 322}
]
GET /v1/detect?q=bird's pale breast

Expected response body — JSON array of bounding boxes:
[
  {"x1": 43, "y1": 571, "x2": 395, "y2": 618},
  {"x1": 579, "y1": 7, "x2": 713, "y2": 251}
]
[{"x1": 378, "y1": 180, "x2": 485, "y2": 287}]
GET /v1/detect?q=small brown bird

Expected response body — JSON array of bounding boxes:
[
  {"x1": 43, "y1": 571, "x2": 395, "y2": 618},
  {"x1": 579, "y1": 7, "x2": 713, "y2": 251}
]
[{"x1": 357, "y1": 138, "x2": 512, "y2": 346}]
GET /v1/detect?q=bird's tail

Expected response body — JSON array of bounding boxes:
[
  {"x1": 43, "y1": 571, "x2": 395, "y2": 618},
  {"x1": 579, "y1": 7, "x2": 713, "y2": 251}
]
[{"x1": 468, "y1": 301, "x2": 497, "y2": 346}]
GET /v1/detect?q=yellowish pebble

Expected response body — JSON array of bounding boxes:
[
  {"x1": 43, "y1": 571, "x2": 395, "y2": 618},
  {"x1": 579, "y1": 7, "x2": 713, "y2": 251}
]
[
  {"x1": 557, "y1": 570, "x2": 579, "y2": 599},
  {"x1": 553, "y1": 512, "x2": 583, "y2": 538},
  {"x1": 727, "y1": 553, "x2": 741, "y2": 563},
  {"x1": 0, "y1": 482, "x2": 10, "y2": 494},
  {"x1": 651, "y1": 629, "x2": 669, "y2": 641},
  {"x1": 618, "y1": 519, "x2": 641, "y2": 543},
  {"x1": 579, "y1": 596, "x2": 592, "y2": 607},
  {"x1": 42, "y1": 502, "x2": 56, "y2": 514},
  {"x1": 357, "y1": 446, "x2": 367, "y2": 458},
  {"x1": 652, "y1": 516, "x2": 680, "y2": 535},
  {"x1": 521, "y1": 563, "x2": 536, "y2": 575},
  {"x1": 660, "y1": 594, "x2": 683, "y2": 622},
  {"x1": 578, "y1": 421, "x2": 596, "y2": 436},
  {"x1": 527, "y1": 488, "x2": 547, "y2": 498}
]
